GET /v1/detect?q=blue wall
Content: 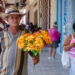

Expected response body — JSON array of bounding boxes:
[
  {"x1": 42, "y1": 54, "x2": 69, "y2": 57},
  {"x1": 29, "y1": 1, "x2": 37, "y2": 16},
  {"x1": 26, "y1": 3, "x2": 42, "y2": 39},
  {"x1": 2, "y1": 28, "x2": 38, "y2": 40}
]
[
  {"x1": 57, "y1": 0, "x2": 75, "y2": 54},
  {"x1": 57, "y1": 0, "x2": 62, "y2": 54},
  {"x1": 72, "y1": 0, "x2": 75, "y2": 33}
]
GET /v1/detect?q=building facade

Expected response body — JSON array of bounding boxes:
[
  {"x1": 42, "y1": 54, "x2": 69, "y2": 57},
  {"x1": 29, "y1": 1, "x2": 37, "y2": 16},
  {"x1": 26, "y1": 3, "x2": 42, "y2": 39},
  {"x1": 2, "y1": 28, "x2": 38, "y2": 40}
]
[{"x1": 25, "y1": 0, "x2": 57, "y2": 30}]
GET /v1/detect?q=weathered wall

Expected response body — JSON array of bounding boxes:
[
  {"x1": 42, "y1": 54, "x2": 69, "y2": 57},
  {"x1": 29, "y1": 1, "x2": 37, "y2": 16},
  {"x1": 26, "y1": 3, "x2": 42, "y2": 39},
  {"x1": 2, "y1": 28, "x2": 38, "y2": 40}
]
[{"x1": 50, "y1": 0, "x2": 56, "y2": 27}]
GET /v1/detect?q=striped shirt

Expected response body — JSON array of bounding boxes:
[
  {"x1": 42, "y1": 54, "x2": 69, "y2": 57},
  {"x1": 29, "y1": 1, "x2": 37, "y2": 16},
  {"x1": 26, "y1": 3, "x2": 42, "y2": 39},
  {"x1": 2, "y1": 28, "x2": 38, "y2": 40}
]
[
  {"x1": 69, "y1": 35, "x2": 75, "y2": 58},
  {"x1": 0, "y1": 29, "x2": 28, "y2": 75}
]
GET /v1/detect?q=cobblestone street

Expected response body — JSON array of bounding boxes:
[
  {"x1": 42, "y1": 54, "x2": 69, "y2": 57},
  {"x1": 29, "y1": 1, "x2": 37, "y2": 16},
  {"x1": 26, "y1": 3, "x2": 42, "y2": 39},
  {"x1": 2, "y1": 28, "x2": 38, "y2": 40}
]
[{"x1": 28, "y1": 47, "x2": 69, "y2": 75}]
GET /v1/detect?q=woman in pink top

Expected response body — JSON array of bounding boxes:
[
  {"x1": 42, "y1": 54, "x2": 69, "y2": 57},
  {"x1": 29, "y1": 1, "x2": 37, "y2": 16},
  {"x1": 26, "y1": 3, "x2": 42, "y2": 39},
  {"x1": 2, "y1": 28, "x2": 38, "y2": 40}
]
[
  {"x1": 48, "y1": 22, "x2": 61, "y2": 60},
  {"x1": 63, "y1": 23, "x2": 75, "y2": 75}
]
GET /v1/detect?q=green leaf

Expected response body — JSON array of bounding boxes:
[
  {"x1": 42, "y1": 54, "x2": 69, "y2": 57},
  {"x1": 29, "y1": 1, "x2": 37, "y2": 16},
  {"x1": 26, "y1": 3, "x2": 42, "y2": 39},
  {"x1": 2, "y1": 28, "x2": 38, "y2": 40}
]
[
  {"x1": 29, "y1": 41, "x2": 33, "y2": 44},
  {"x1": 34, "y1": 52, "x2": 37, "y2": 56},
  {"x1": 31, "y1": 50, "x2": 37, "y2": 56},
  {"x1": 24, "y1": 49, "x2": 28, "y2": 51}
]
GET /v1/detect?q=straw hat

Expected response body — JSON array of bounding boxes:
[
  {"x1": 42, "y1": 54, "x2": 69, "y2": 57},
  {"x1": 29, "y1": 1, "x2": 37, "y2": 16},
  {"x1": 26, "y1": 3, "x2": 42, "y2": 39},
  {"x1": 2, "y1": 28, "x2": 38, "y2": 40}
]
[{"x1": 1, "y1": 5, "x2": 25, "y2": 19}]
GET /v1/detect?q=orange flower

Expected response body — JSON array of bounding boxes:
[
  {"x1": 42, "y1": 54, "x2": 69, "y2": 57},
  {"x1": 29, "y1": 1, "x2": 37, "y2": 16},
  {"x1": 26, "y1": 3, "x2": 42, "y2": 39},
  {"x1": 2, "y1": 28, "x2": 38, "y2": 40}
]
[
  {"x1": 17, "y1": 35, "x2": 24, "y2": 48},
  {"x1": 34, "y1": 38, "x2": 44, "y2": 48},
  {"x1": 17, "y1": 29, "x2": 52, "y2": 57},
  {"x1": 39, "y1": 30, "x2": 52, "y2": 44},
  {"x1": 33, "y1": 32, "x2": 42, "y2": 38},
  {"x1": 25, "y1": 35, "x2": 34, "y2": 42},
  {"x1": 23, "y1": 33, "x2": 30, "y2": 38},
  {"x1": 27, "y1": 43, "x2": 35, "y2": 51},
  {"x1": 40, "y1": 30, "x2": 48, "y2": 35}
]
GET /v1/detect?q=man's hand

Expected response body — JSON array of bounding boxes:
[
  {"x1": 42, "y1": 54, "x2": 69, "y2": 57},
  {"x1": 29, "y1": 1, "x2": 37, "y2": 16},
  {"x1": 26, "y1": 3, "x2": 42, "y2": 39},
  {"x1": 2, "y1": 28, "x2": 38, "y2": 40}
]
[{"x1": 32, "y1": 54, "x2": 40, "y2": 65}]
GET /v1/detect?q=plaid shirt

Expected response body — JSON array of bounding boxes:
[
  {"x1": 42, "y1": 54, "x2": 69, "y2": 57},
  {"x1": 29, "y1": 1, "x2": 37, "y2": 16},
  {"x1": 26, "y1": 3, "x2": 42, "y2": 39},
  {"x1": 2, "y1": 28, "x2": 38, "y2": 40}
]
[{"x1": 0, "y1": 29, "x2": 28, "y2": 75}]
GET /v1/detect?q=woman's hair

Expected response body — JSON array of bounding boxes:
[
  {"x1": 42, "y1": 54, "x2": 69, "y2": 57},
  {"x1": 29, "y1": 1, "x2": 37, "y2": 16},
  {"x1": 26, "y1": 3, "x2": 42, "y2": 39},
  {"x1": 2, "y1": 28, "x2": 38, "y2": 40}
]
[
  {"x1": 53, "y1": 21, "x2": 58, "y2": 28},
  {"x1": 73, "y1": 23, "x2": 75, "y2": 32}
]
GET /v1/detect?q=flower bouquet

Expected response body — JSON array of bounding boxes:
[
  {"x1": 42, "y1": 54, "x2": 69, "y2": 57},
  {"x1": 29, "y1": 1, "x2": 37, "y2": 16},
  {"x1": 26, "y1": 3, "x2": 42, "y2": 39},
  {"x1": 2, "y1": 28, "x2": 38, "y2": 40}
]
[
  {"x1": 17, "y1": 30, "x2": 52, "y2": 68},
  {"x1": 17, "y1": 30, "x2": 52, "y2": 57}
]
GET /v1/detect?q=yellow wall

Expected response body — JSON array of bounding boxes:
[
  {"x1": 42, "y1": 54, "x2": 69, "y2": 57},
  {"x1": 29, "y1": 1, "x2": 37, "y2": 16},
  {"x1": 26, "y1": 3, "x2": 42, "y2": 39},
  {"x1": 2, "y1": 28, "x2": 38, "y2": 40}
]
[
  {"x1": 50, "y1": 0, "x2": 56, "y2": 27},
  {"x1": 26, "y1": 0, "x2": 38, "y2": 24},
  {"x1": 29, "y1": 4, "x2": 34, "y2": 23}
]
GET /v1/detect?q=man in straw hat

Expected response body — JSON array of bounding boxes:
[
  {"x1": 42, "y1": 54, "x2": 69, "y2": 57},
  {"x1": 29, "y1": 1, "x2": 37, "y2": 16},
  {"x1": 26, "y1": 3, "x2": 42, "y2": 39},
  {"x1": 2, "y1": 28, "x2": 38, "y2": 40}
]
[{"x1": 0, "y1": 5, "x2": 39, "y2": 75}]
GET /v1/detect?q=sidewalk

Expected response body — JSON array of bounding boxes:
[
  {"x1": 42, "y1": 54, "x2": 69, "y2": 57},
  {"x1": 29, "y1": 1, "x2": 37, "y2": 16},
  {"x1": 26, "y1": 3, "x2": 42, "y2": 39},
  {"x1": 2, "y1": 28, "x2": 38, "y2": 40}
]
[{"x1": 28, "y1": 46, "x2": 69, "y2": 75}]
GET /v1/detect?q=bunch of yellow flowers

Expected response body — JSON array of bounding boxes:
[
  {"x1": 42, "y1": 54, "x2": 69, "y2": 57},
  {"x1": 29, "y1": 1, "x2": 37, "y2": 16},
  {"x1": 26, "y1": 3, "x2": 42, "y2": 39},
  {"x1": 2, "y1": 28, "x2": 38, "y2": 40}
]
[{"x1": 17, "y1": 30, "x2": 52, "y2": 56}]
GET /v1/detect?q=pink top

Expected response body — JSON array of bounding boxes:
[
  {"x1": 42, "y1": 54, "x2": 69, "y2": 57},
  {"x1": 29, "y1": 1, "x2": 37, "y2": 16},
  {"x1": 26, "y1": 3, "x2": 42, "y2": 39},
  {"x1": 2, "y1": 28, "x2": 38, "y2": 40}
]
[
  {"x1": 48, "y1": 28, "x2": 61, "y2": 41},
  {"x1": 69, "y1": 35, "x2": 75, "y2": 58}
]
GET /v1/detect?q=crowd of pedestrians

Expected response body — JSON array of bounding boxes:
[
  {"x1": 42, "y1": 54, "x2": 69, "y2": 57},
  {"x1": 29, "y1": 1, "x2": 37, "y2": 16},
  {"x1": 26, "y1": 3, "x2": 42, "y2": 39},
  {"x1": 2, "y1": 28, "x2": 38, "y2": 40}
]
[{"x1": 63, "y1": 23, "x2": 75, "y2": 75}]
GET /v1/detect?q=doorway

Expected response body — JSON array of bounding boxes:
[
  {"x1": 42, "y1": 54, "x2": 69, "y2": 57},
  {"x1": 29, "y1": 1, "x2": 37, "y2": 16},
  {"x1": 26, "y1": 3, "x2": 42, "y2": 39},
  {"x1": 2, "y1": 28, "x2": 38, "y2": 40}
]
[{"x1": 34, "y1": 10, "x2": 38, "y2": 25}]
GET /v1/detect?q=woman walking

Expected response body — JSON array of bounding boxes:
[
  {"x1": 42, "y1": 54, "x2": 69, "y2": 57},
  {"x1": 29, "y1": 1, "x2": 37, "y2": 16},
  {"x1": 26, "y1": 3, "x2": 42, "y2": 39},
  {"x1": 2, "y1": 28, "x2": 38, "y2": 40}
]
[
  {"x1": 63, "y1": 23, "x2": 75, "y2": 75},
  {"x1": 48, "y1": 22, "x2": 61, "y2": 60}
]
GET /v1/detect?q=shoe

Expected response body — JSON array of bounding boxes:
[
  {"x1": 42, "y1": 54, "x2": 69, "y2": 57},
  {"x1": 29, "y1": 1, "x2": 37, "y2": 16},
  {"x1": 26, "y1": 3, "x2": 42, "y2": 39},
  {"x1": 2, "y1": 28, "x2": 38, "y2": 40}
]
[{"x1": 48, "y1": 57, "x2": 52, "y2": 60}]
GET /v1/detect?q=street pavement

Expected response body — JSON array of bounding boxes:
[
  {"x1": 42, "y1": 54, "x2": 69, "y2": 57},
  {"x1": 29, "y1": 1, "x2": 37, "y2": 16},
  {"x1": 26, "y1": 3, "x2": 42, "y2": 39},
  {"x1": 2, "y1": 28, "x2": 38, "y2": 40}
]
[{"x1": 28, "y1": 46, "x2": 69, "y2": 75}]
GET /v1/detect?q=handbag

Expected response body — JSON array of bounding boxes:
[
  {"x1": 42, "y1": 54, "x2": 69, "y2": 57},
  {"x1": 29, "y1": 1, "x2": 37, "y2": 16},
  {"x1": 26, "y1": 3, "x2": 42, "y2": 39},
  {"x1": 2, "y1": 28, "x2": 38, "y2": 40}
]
[{"x1": 61, "y1": 50, "x2": 70, "y2": 68}]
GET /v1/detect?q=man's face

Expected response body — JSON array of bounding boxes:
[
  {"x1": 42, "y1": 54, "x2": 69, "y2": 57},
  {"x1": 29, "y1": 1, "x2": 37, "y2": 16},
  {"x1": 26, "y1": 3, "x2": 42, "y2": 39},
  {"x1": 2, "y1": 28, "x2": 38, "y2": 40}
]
[{"x1": 7, "y1": 14, "x2": 21, "y2": 27}]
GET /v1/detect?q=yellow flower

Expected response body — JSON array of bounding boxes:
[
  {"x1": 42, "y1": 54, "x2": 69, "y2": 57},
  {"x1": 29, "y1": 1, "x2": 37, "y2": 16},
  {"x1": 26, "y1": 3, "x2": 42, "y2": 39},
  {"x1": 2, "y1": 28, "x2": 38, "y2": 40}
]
[
  {"x1": 43, "y1": 36, "x2": 52, "y2": 44},
  {"x1": 33, "y1": 32, "x2": 42, "y2": 38},
  {"x1": 27, "y1": 43, "x2": 35, "y2": 51},
  {"x1": 25, "y1": 35, "x2": 34, "y2": 42},
  {"x1": 23, "y1": 33, "x2": 30, "y2": 38},
  {"x1": 17, "y1": 35, "x2": 24, "y2": 48},
  {"x1": 34, "y1": 38, "x2": 44, "y2": 48},
  {"x1": 40, "y1": 30, "x2": 48, "y2": 35},
  {"x1": 47, "y1": 35, "x2": 52, "y2": 44},
  {"x1": 40, "y1": 30, "x2": 52, "y2": 44}
]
